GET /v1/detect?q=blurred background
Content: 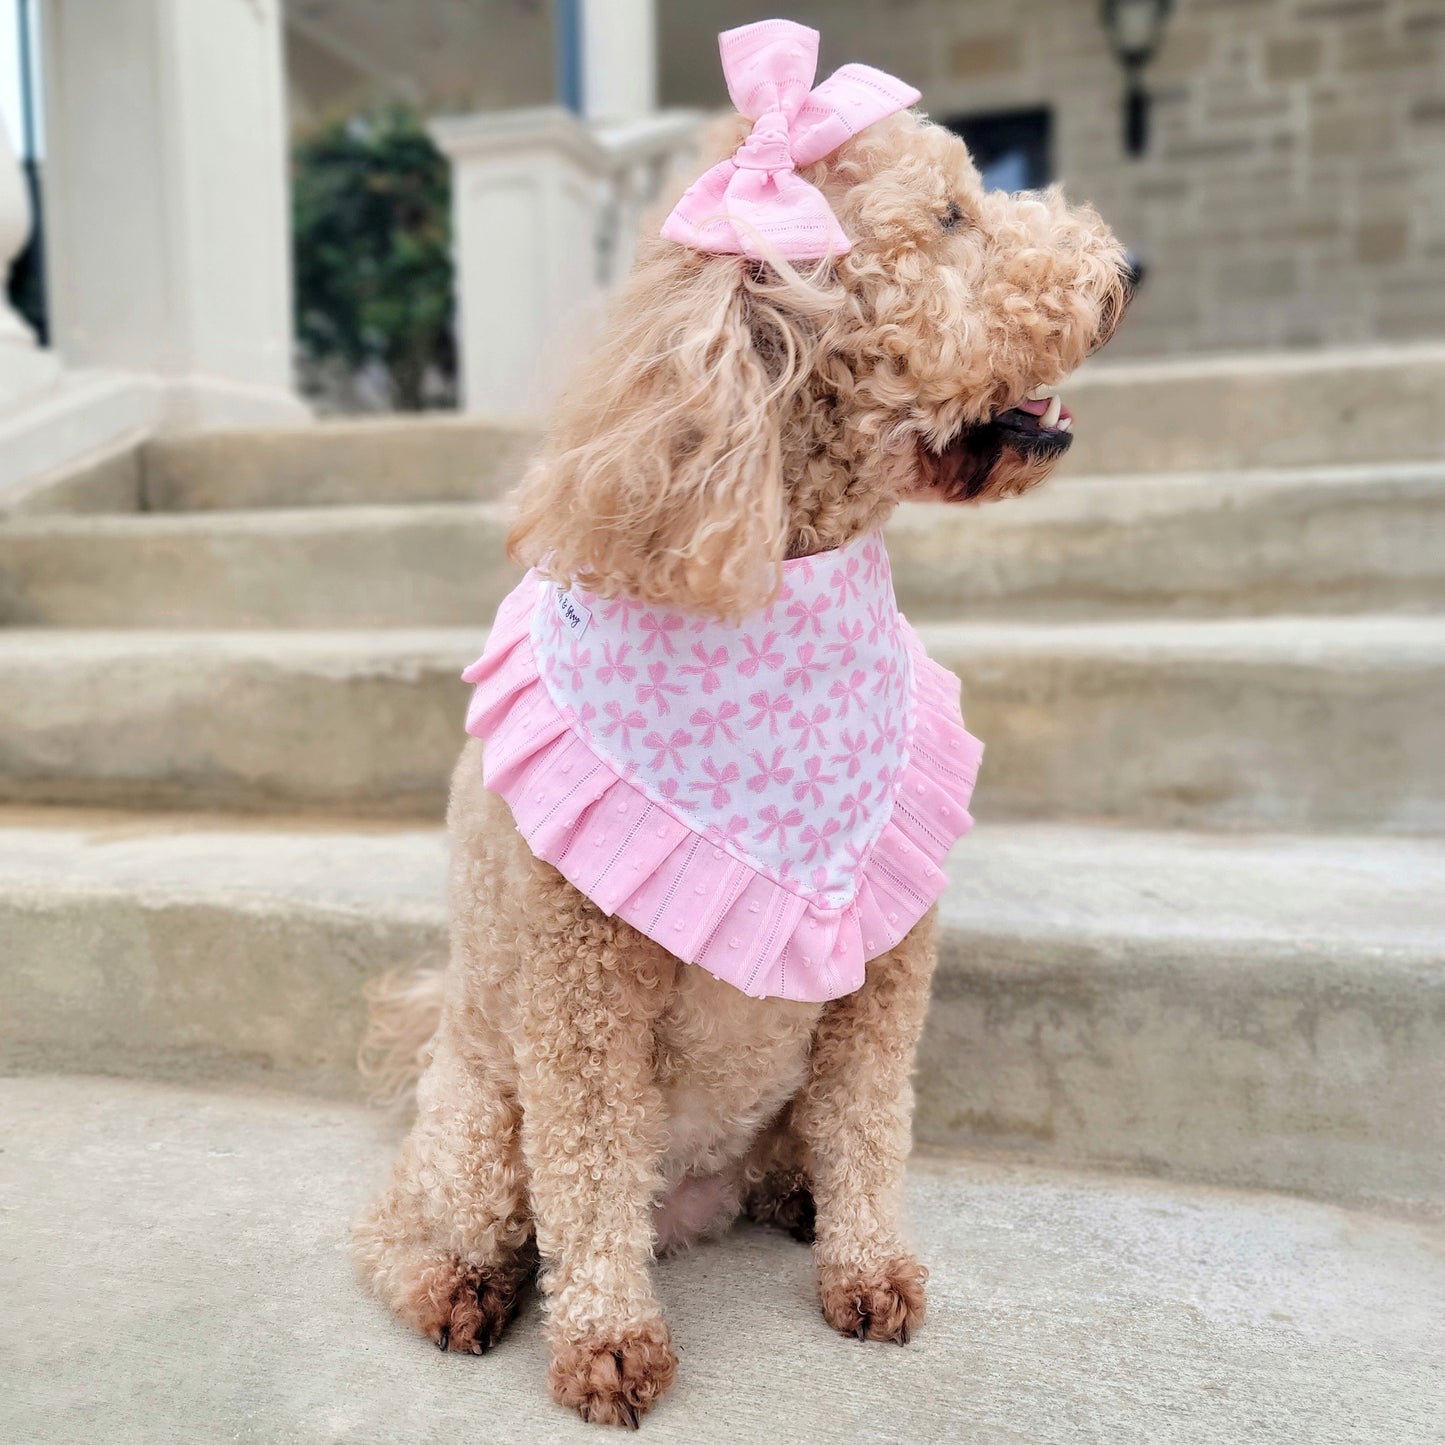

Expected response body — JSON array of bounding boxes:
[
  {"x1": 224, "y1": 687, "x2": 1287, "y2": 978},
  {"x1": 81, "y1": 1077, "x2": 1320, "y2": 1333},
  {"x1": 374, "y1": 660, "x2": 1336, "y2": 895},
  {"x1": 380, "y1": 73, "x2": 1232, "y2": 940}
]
[
  {"x1": 5, "y1": 0, "x2": 1443, "y2": 424},
  {"x1": 1, "y1": 8, "x2": 1443, "y2": 1439}
]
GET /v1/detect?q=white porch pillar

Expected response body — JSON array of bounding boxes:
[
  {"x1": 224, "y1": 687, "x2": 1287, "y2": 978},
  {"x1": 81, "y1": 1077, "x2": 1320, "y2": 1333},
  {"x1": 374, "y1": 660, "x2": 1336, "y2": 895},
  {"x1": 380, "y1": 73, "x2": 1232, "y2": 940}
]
[
  {"x1": 432, "y1": 105, "x2": 698, "y2": 418},
  {"x1": 430, "y1": 108, "x2": 607, "y2": 417},
  {"x1": 580, "y1": 0, "x2": 656, "y2": 122},
  {"x1": 433, "y1": 1, "x2": 687, "y2": 418},
  {"x1": 0, "y1": 115, "x2": 60, "y2": 407},
  {"x1": 39, "y1": 0, "x2": 307, "y2": 430}
]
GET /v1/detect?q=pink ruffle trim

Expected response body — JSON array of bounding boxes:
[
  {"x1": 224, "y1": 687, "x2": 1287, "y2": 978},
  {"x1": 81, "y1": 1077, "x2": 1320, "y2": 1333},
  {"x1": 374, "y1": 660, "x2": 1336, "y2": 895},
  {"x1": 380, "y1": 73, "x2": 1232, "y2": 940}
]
[{"x1": 462, "y1": 582, "x2": 983, "y2": 1003}]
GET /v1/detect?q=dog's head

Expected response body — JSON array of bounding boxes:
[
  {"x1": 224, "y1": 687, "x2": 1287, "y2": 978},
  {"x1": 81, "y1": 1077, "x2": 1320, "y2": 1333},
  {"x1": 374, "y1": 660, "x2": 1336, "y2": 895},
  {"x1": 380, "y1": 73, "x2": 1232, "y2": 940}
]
[{"x1": 511, "y1": 109, "x2": 1132, "y2": 619}]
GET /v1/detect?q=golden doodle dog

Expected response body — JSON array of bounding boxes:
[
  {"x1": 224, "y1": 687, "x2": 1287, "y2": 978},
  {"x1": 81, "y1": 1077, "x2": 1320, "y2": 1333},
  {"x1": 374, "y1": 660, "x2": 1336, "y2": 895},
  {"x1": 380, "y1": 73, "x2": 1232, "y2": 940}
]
[{"x1": 354, "y1": 19, "x2": 1132, "y2": 1428}]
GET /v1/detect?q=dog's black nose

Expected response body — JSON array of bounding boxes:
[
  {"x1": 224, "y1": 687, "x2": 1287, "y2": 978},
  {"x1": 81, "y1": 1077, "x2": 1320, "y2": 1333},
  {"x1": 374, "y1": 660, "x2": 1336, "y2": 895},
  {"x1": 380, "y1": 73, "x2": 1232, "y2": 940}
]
[{"x1": 1122, "y1": 252, "x2": 1148, "y2": 295}]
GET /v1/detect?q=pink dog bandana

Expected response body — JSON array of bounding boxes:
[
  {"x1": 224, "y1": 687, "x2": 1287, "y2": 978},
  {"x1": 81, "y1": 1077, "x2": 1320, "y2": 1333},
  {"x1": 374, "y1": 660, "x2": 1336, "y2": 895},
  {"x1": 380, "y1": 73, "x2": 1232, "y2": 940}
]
[
  {"x1": 660, "y1": 19, "x2": 920, "y2": 260},
  {"x1": 461, "y1": 531, "x2": 983, "y2": 1003}
]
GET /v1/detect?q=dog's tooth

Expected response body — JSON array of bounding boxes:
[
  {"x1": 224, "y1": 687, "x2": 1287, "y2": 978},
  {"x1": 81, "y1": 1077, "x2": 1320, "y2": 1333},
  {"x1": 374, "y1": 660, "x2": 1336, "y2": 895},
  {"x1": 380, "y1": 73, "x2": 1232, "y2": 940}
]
[
  {"x1": 1057, "y1": 415, "x2": 1074, "y2": 432},
  {"x1": 1026, "y1": 384, "x2": 1055, "y2": 401},
  {"x1": 1042, "y1": 394, "x2": 1063, "y2": 428}
]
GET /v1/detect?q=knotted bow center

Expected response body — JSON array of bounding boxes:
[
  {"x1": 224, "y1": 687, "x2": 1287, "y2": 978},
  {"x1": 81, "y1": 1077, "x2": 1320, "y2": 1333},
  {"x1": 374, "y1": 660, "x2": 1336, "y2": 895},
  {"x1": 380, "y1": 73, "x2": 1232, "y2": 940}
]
[
  {"x1": 733, "y1": 111, "x2": 795, "y2": 174},
  {"x1": 659, "y1": 20, "x2": 920, "y2": 261}
]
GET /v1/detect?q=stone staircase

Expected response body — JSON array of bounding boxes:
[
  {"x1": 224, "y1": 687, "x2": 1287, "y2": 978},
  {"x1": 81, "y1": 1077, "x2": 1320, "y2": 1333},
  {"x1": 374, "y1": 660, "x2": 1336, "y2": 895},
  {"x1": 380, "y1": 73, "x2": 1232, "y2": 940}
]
[{"x1": 2, "y1": 348, "x2": 1443, "y2": 1442}]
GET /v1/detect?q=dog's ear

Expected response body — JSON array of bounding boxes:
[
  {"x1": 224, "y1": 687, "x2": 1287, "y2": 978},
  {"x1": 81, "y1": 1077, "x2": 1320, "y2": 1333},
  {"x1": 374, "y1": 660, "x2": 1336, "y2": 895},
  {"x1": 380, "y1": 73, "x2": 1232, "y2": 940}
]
[{"x1": 509, "y1": 245, "x2": 823, "y2": 620}]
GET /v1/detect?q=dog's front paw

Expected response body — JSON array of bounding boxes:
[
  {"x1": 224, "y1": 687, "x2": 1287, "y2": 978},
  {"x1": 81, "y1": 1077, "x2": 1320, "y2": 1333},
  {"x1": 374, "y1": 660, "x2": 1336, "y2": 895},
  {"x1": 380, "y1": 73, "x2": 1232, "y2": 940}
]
[
  {"x1": 819, "y1": 1255, "x2": 928, "y2": 1344},
  {"x1": 548, "y1": 1320, "x2": 678, "y2": 1428},
  {"x1": 425, "y1": 1261, "x2": 529, "y2": 1355},
  {"x1": 435, "y1": 1264, "x2": 529, "y2": 1355}
]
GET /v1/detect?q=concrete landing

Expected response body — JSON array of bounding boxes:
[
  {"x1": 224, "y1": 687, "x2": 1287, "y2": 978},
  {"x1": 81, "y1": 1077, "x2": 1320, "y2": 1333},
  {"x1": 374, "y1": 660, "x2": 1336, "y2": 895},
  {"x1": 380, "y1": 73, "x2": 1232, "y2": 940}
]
[{"x1": 0, "y1": 1076, "x2": 1440, "y2": 1445}]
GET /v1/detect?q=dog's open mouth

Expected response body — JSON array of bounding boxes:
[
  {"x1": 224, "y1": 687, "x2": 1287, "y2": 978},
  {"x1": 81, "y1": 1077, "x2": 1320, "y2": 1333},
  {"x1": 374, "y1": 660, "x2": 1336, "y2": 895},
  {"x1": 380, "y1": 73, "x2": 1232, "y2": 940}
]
[{"x1": 918, "y1": 384, "x2": 1076, "y2": 502}]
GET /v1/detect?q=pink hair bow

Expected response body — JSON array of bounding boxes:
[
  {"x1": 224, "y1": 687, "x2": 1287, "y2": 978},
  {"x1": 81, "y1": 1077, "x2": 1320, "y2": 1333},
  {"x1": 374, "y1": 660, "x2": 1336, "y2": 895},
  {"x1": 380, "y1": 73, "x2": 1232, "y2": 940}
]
[{"x1": 661, "y1": 19, "x2": 920, "y2": 261}]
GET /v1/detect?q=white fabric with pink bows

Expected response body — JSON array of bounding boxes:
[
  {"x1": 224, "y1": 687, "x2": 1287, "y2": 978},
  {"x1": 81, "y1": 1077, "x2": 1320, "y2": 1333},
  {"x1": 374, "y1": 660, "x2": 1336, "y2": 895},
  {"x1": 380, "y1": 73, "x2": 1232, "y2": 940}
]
[{"x1": 532, "y1": 531, "x2": 911, "y2": 906}]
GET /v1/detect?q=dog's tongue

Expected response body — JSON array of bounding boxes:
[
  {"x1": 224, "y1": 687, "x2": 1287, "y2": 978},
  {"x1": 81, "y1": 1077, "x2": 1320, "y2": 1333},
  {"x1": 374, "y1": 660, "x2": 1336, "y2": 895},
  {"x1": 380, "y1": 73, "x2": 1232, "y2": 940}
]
[{"x1": 1012, "y1": 395, "x2": 1074, "y2": 427}]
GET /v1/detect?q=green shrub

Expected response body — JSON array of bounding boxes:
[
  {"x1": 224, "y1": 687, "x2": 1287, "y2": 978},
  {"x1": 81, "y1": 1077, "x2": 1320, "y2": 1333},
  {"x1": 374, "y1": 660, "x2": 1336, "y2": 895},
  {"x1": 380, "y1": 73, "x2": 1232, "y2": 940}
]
[{"x1": 292, "y1": 105, "x2": 455, "y2": 411}]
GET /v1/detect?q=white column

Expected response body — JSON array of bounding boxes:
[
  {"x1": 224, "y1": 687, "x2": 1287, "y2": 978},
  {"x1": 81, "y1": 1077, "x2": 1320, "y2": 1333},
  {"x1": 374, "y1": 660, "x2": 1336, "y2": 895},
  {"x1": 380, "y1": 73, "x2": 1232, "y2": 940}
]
[
  {"x1": 0, "y1": 114, "x2": 60, "y2": 405},
  {"x1": 431, "y1": 108, "x2": 607, "y2": 417},
  {"x1": 581, "y1": 0, "x2": 656, "y2": 122},
  {"x1": 39, "y1": 0, "x2": 307, "y2": 430}
]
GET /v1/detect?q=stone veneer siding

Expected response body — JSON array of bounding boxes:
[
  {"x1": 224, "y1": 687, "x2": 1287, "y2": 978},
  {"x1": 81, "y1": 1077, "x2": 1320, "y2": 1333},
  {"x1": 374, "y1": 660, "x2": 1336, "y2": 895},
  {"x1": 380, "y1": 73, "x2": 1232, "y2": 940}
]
[{"x1": 661, "y1": 0, "x2": 1445, "y2": 357}]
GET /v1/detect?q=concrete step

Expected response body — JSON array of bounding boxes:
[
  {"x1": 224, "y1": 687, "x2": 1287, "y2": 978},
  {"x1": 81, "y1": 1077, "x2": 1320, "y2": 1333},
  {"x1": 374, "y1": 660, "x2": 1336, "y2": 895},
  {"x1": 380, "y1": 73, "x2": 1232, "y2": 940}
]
[
  {"x1": 1061, "y1": 341, "x2": 1445, "y2": 474},
  {"x1": 0, "y1": 502, "x2": 517, "y2": 628},
  {"x1": 929, "y1": 824, "x2": 1445, "y2": 1209},
  {"x1": 0, "y1": 628, "x2": 478, "y2": 815},
  {"x1": 0, "y1": 618, "x2": 1439, "y2": 827},
  {"x1": 931, "y1": 614, "x2": 1445, "y2": 831},
  {"x1": 140, "y1": 415, "x2": 541, "y2": 510},
  {"x1": 3, "y1": 811, "x2": 1441, "y2": 1209},
  {"x1": 0, "y1": 808, "x2": 445, "y2": 1097},
  {"x1": 2, "y1": 1076, "x2": 1441, "y2": 1445},
  {"x1": 891, "y1": 461, "x2": 1445, "y2": 620},
  {"x1": 5, "y1": 464, "x2": 1445, "y2": 628},
  {"x1": 14, "y1": 346, "x2": 1440, "y2": 529}
]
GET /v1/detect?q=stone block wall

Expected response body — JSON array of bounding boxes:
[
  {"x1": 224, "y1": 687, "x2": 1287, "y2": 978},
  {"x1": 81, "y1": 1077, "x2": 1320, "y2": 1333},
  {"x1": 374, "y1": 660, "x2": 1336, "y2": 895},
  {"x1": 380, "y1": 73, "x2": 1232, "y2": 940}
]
[{"x1": 661, "y1": 0, "x2": 1445, "y2": 357}]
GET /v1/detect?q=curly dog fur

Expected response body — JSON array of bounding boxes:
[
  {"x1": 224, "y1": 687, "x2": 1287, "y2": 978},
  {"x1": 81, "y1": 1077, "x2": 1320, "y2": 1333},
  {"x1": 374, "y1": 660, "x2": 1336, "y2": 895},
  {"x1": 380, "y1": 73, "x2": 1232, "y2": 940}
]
[{"x1": 353, "y1": 108, "x2": 1130, "y2": 1427}]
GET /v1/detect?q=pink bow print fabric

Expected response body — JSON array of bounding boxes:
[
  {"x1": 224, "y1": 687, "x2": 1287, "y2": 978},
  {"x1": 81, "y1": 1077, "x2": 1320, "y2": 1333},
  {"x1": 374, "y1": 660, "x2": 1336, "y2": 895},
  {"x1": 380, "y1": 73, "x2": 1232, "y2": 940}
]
[
  {"x1": 461, "y1": 530, "x2": 983, "y2": 1003},
  {"x1": 660, "y1": 19, "x2": 920, "y2": 260}
]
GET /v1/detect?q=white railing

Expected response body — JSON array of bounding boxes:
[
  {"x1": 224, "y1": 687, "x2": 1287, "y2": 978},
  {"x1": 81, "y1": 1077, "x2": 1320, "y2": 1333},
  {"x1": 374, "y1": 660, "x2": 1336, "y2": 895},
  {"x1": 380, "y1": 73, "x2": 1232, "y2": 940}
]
[
  {"x1": 592, "y1": 110, "x2": 701, "y2": 287},
  {"x1": 431, "y1": 105, "x2": 700, "y2": 417}
]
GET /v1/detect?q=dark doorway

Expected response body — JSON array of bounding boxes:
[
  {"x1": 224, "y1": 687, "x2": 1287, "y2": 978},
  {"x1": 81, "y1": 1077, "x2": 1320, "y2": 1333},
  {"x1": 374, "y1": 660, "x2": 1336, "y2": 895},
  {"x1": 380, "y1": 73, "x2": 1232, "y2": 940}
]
[
  {"x1": 943, "y1": 107, "x2": 1053, "y2": 193},
  {"x1": 7, "y1": 0, "x2": 47, "y2": 342}
]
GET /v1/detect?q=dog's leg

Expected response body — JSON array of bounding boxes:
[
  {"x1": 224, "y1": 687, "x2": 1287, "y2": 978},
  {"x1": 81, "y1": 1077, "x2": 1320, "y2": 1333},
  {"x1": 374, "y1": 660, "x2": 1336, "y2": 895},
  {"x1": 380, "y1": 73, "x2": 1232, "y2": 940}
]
[
  {"x1": 515, "y1": 907, "x2": 680, "y2": 1428},
  {"x1": 351, "y1": 1032, "x2": 534, "y2": 1354},
  {"x1": 789, "y1": 908, "x2": 937, "y2": 1345}
]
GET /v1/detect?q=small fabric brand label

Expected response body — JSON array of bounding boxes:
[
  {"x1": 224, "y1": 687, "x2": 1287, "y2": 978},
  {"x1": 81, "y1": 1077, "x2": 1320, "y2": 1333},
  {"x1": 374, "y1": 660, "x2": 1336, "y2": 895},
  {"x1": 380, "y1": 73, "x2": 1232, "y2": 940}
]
[{"x1": 553, "y1": 587, "x2": 592, "y2": 640}]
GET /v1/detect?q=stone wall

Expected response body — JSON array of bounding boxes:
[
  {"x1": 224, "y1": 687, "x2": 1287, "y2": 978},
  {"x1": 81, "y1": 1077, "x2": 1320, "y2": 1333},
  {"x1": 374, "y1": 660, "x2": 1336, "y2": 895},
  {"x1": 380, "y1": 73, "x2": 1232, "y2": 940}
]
[{"x1": 660, "y1": 0, "x2": 1445, "y2": 357}]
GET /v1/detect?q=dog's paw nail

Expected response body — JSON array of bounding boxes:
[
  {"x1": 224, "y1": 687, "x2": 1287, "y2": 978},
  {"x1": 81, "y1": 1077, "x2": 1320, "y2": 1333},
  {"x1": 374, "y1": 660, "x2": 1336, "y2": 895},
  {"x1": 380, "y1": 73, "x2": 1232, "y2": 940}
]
[
  {"x1": 822, "y1": 1256, "x2": 928, "y2": 1345},
  {"x1": 403, "y1": 1259, "x2": 527, "y2": 1357},
  {"x1": 549, "y1": 1325, "x2": 677, "y2": 1427}
]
